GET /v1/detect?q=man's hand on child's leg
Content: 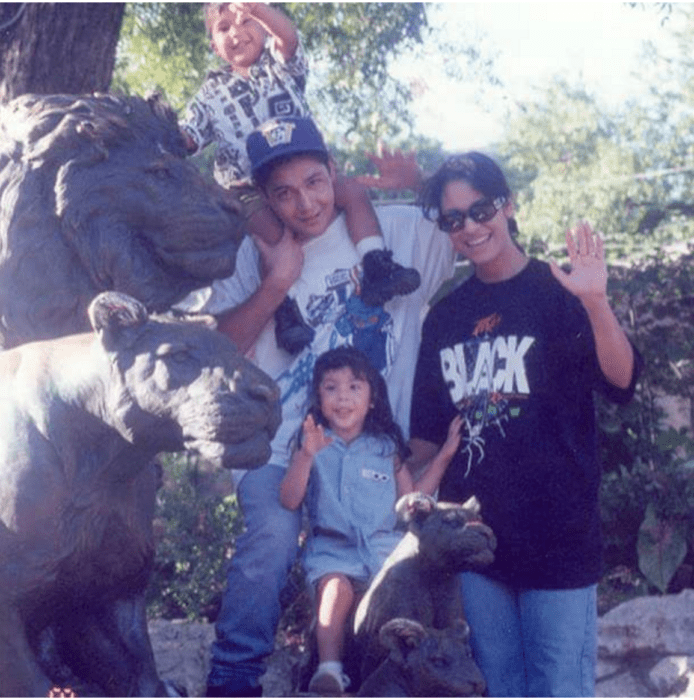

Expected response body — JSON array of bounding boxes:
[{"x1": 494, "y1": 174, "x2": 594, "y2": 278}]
[
  {"x1": 332, "y1": 170, "x2": 372, "y2": 213},
  {"x1": 247, "y1": 203, "x2": 283, "y2": 246}
]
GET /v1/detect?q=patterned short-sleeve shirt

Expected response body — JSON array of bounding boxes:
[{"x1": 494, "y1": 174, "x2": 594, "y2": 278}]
[{"x1": 181, "y1": 38, "x2": 311, "y2": 187}]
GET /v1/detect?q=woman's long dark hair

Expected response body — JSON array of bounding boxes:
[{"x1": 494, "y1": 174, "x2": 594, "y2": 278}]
[
  {"x1": 306, "y1": 346, "x2": 409, "y2": 461},
  {"x1": 418, "y1": 151, "x2": 520, "y2": 238}
]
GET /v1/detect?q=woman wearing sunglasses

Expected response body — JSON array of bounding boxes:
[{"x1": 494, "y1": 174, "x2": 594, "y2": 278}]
[{"x1": 404, "y1": 152, "x2": 642, "y2": 697}]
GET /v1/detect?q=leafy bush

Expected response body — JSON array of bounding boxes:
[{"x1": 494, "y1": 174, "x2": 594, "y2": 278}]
[
  {"x1": 598, "y1": 246, "x2": 694, "y2": 595},
  {"x1": 146, "y1": 453, "x2": 245, "y2": 621},
  {"x1": 600, "y1": 451, "x2": 694, "y2": 591}
]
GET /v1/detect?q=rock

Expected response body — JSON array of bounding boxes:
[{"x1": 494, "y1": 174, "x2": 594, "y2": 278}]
[
  {"x1": 648, "y1": 656, "x2": 694, "y2": 697},
  {"x1": 149, "y1": 620, "x2": 303, "y2": 698},
  {"x1": 596, "y1": 671, "x2": 651, "y2": 698},
  {"x1": 149, "y1": 620, "x2": 215, "y2": 698},
  {"x1": 599, "y1": 589, "x2": 694, "y2": 657},
  {"x1": 149, "y1": 590, "x2": 694, "y2": 697},
  {"x1": 259, "y1": 647, "x2": 305, "y2": 698},
  {"x1": 596, "y1": 658, "x2": 622, "y2": 679}
]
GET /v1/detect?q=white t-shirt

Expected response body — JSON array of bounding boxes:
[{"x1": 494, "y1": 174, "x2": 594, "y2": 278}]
[{"x1": 179, "y1": 205, "x2": 454, "y2": 481}]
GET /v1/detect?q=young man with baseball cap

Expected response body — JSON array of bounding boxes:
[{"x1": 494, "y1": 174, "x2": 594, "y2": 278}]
[{"x1": 180, "y1": 116, "x2": 454, "y2": 696}]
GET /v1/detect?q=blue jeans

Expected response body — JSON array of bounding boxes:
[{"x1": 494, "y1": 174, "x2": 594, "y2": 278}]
[
  {"x1": 460, "y1": 572, "x2": 597, "y2": 697},
  {"x1": 207, "y1": 464, "x2": 301, "y2": 693}
]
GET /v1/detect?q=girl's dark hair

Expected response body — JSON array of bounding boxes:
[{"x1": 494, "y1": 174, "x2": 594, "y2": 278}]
[
  {"x1": 253, "y1": 150, "x2": 331, "y2": 192},
  {"x1": 418, "y1": 151, "x2": 519, "y2": 238},
  {"x1": 307, "y1": 346, "x2": 409, "y2": 461}
]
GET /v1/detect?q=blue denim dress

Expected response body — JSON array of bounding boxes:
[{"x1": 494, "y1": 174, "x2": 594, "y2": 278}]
[{"x1": 303, "y1": 432, "x2": 404, "y2": 586}]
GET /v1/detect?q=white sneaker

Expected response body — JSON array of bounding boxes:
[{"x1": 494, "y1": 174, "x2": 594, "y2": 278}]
[{"x1": 308, "y1": 667, "x2": 351, "y2": 696}]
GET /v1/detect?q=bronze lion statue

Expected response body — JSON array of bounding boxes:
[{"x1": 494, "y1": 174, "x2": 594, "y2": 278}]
[
  {"x1": 0, "y1": 92, "x2": 245, "y2": 349},
  {"x1": 0, "y1": 291, "x2": 280, "y2": 696},
  {"x1": 0, "y1": 93, "x2": 270, "y2": 695}
]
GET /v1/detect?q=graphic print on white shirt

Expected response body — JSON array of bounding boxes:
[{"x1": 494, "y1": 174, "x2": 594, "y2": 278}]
[
  {"x1": 270, "y1": 257, "x2": 395, "y2": 470},
  {"x1": 276, "y1": 266, "x2": 395, "y2": 405}
]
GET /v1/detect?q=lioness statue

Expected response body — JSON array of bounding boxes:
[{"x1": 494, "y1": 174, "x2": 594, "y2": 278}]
[
  {"x1": 356, "y1": 618, "x2": 486, "y2": 697},
  {"x1": 0, "y1": 292, "x2": 280, "y2": 697},
  {"x1": 295, "y1": 493, "x2": 496, "y2": 695},
  {"x1": 0, "y1": 92, "x2": 246, "y2": 349},
  {"x1": 353, "y1": 492, "x2": 496, "y2": 691}
]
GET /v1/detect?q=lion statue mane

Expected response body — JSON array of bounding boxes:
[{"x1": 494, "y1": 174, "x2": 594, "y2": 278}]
[{"x1": 0, "y1": 92, "x2": 245, "y2": 348}]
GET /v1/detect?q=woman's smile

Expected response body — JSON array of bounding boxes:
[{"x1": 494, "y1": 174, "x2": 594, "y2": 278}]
[{"x1": 441, "y1": 180, "x2": 526, "y2": 282}]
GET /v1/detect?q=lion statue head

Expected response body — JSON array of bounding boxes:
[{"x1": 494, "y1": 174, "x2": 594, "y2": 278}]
[{"x1": 0, "y1": 92, "x2": 245, "y2": 348}]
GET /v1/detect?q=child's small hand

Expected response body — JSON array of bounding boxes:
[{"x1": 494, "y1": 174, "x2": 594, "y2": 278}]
[
  {"x1": 440, "y1": 414, "x2": 463, "y2": 462},
  {"x1": 301, "y1": 414, "x2": 332, "y2": 457},
  {"x1": 228, "y1": 3, "x2": 257, "y2": 23}
]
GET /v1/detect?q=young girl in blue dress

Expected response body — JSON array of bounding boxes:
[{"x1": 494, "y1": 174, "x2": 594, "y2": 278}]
[{"x1": 280, "y1": 346, "x2": 461, "y2": 695}]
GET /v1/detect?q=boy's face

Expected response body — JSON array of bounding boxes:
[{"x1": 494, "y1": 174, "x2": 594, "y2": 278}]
[
  {"x1": 209, "y1": 6, "x2": 266, "y2": 73},
  {"x1": 264, "y1": 156, "x2": 338, "y2": 243}
]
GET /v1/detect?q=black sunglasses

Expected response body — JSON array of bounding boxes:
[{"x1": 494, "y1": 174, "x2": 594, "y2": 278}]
[{"x1": 437, "y1": 196, "x2": 507, "y2": 234}]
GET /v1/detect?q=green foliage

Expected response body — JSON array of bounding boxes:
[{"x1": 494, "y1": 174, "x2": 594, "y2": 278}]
[
  {"x1": 113, "y1": 4, "x2": 213, "y2": 111},
  {"x1": 597, "y1": 564, "x2": 650, "y2": 615},
  {"x1": 611, "y1": 246, "x2": 694, "y2": 398},
  {"x1": 147, "y1": 453, "x2": 244, "y2": 621},
  {"x1": 638, "y1": 501, "x2": 688, "y2": 593},
  {"x1": 282, "y1": 2, "x2": 427, "y2": 148},
  {"x1": 499, "y1": 79, "x2": 688, "y2": 262},
  {"x1": 596, "y1": 246, "x2": 694, "y2": 593},
  {"x1": 600, "y1": 449, "x2": 694, "y2": 595}
]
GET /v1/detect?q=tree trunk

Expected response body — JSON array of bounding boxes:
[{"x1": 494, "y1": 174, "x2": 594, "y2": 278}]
[{"x1": 0, "y1": 3, "x2": 124, "y2": 103}]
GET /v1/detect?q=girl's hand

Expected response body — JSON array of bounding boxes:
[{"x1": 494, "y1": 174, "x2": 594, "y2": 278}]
[
  {"x1": 409, "y1": 416, "x2": 463, "y2": 496},
  {"x1": 549, "y1": 221, "x2": 608, "y2": 304},
  {"x1": 439, "y1": 414, "x2": 463, "y2": 462},
  {"x1": 301, "y1": 414, "x2": 332, "y2": 457}
]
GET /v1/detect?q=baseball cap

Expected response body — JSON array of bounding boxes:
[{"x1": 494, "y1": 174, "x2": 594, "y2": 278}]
[{"x1": 246, "y1": 117, "x2": 328, "y2": 176}]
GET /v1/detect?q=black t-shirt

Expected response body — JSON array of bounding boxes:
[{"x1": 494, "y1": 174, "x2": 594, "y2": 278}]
[{"x1": 410, "y1": 259, "x2": 640, "y2": 589}]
